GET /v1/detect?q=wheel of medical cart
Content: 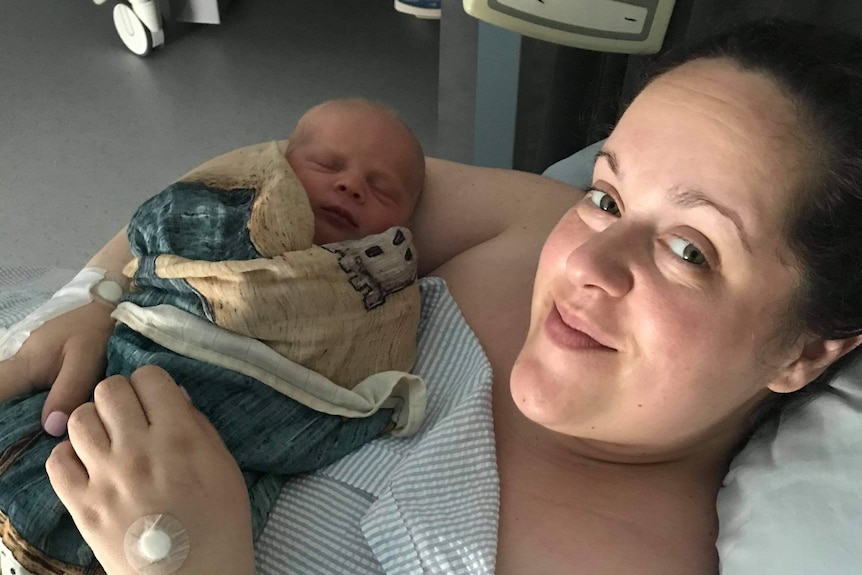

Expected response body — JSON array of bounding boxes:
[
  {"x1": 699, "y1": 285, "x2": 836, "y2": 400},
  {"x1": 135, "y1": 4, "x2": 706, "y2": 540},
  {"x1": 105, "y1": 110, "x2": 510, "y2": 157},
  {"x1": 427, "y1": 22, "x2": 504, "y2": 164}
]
[{"x1": 113, "y1": 2, "x2": 164, "y2": 56}]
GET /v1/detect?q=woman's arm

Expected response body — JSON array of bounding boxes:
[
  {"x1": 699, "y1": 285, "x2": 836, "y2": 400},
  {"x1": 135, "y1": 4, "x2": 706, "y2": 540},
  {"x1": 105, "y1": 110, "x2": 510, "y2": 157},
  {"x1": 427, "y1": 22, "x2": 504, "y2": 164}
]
[
  {"x1": 86, "y1": 227, "x2": 133, "y2": 273},
  {"x1": 0, "y1": 228, "x2": 133, "y2": 434},
  {"x1": 411, "y1": 158, "x2": 582, "y2": 276}
]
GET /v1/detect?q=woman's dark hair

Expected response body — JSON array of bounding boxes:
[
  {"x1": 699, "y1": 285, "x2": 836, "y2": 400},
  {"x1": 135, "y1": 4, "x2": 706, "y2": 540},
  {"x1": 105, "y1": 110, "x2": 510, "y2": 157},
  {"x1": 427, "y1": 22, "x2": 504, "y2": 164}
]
[{"x1": 640, "y1": 20, "x2": 862, "y2": 423}]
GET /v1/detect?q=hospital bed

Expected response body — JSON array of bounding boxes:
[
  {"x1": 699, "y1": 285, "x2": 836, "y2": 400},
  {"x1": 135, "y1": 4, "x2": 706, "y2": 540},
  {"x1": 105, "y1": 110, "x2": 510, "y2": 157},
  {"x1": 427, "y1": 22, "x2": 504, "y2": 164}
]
[{"x1": 1, "y1": 142, "x2": 860, "y2": 574}]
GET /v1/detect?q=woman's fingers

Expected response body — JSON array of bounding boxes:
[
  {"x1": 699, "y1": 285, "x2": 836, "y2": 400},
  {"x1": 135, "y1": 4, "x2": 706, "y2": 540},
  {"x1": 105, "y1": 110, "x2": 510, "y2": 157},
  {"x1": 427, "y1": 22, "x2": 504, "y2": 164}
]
[
  {"x1": 66, "y1": 402, "x2": 110, "y2": 473},
  {"x1": 41, "y1": 335, "x2": 109, "y2": 436},
  {"x1": 0, "y1": 301, "x2": 117, "y2": 434},
  {"x1": 92, "y1": 375, "x2": 149, "y2": 442},
  {"x1": 0, "y1": 355, "x2": 37, "y2": 403},
  {"x1": 45, "y1": 440, "x2": 89, "y2": 501},
  {"x1": 128, "y1": 365, "x2": 193, "y2": 426}
]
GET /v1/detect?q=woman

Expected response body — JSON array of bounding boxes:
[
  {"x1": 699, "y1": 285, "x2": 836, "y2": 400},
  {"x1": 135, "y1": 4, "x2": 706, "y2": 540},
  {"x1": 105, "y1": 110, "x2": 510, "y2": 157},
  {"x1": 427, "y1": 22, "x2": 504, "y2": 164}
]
[{"x1": 4, "y1": 18, "x2": 862, "y2": 575}]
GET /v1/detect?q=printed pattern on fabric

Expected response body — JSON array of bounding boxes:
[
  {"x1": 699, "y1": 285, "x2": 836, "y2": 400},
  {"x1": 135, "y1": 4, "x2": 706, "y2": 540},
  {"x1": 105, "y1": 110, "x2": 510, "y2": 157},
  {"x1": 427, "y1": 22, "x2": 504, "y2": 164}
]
[
  {"x1": 0, "y1": 272, "x2": 500, "y2": 575},
  {"x1": 122, "y1": 141, "x2": 421, "y2": 389}
]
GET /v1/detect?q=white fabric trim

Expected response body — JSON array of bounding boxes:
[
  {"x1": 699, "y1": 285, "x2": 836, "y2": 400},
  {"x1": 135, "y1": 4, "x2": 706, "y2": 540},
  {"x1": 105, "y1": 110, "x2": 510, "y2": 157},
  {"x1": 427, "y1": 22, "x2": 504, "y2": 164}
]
[
  {"x1": 112, "y1": 302, "x2": 427, "y2": 436},
  {"x1": 0, "y1": 267, "x2": 107, "y2": 362}
]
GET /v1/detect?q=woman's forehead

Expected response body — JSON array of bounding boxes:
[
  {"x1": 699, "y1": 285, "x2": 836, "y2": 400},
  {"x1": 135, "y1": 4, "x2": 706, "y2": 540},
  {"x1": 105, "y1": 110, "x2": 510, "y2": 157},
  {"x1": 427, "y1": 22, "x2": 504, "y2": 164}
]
[
  {"x1": 602, "y1": 59, "x2": 810, "y2": 247},
  {"x1": 612, "y1": 60, "x2": 805, "y2": 188},
  {"x1": 635, "y1": 60, "x2": 795, "y2": 138}
]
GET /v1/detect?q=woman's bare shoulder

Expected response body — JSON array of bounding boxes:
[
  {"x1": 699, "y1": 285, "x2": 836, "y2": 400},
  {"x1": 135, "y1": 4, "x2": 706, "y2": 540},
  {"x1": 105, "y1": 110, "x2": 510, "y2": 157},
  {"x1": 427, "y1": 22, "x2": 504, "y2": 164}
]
[
  {"x1": 412, "y1": 158, "x2": 581, "y2": 275},
  {"x1": 413, "y1": 159, "x2": 580, "y2": 370}
]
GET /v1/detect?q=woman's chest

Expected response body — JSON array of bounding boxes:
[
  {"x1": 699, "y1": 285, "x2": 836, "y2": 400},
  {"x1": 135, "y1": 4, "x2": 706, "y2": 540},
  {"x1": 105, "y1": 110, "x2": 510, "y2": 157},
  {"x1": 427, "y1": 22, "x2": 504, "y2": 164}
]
[
  {"x1": 492, "y1": 437, "x2": 719, "y2": 575},
  {"x1": 495, "y1": 495, "x2": 710, "y2": 575}
]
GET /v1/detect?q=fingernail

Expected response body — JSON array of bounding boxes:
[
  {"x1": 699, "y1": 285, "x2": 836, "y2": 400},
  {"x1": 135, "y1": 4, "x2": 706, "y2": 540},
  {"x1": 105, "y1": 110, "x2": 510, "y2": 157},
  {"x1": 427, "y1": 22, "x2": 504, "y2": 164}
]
[
  {"x1": 179, "y1": 386, "x2": 191, "y2": 401},
  {"x1": 44, "y1": 412, "x2": 69, "y2": 437}
]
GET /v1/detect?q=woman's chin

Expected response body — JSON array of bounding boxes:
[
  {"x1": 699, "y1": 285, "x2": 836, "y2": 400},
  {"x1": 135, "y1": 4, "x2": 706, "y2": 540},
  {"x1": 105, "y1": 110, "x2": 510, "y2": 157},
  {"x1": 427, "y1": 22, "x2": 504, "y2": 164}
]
[{"x1": 510, "y1": 354, "x2": 581, "y2": 428}]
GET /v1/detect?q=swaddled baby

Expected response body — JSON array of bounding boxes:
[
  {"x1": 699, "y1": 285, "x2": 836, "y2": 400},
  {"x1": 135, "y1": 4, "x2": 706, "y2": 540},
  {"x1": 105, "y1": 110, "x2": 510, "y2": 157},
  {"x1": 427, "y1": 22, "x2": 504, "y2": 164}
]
[{"x1": 0, "y1": 98, "x2": 426, "y2": 575}]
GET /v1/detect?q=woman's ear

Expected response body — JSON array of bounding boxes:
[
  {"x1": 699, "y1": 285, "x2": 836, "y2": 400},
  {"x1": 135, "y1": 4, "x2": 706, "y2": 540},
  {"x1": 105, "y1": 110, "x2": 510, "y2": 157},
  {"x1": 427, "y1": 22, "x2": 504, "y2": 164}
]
[{"x1": 769, "y1": 334, "x2": 862, "y2": 393}]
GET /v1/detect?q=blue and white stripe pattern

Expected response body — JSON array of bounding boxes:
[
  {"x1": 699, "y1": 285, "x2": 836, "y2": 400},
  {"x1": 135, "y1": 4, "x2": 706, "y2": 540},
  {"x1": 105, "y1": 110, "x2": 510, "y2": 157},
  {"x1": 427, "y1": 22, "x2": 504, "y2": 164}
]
[
  {"x1": 256, "y1": 276, "x2": 499, "y2": 574},
  {"x1": 0, "y1": 269, "x2": 500, "y2": 574},
  {"x1": 0, "y1": 267, "x2": 85, "y2": 331}
]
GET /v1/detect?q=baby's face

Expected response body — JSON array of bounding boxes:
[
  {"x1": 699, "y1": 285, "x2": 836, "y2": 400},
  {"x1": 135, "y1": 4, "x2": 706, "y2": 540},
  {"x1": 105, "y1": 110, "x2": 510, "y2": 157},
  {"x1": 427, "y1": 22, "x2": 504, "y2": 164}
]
[{"x1": 287, "y1": 105, "x2": 422, "y2": 245}]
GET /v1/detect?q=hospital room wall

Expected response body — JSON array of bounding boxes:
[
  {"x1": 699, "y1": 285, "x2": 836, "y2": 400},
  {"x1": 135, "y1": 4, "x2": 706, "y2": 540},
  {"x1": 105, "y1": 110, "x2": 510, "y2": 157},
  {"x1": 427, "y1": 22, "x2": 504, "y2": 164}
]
[{"x1": 438, "y1": 0, "x2": 522, "y2": 170}]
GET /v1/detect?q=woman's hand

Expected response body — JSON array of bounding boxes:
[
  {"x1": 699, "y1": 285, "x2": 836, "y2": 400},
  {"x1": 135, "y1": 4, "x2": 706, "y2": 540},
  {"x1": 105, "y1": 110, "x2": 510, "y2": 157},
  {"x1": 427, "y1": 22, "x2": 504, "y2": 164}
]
[
  {"x1": 0, "y1": 301, "x2": 115, "y2": 435},
  {"x1": 46, "y1": 365, "x2": 255, "y2": 575}
]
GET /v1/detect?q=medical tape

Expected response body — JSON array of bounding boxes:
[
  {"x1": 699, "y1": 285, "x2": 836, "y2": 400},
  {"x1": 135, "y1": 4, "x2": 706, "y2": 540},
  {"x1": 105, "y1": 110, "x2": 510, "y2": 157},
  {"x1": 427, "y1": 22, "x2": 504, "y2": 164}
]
[
  {"x1": 0, "y1": 266, "x2": 125, "y2": 361},
  {"x1": 124, "y1": 514, "x2": 190, "y2": 575}
]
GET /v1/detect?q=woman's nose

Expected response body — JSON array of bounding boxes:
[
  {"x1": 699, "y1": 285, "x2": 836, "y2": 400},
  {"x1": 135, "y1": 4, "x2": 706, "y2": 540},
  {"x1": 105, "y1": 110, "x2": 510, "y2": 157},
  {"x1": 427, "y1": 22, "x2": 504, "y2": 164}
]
[{"x1": 565, "y1": 224, "x2": 637, "y2": 298}]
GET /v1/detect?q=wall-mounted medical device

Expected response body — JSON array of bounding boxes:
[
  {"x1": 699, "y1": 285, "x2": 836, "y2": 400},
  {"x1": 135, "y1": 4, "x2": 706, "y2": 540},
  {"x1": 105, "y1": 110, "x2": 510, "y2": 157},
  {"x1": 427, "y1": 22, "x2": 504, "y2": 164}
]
[{"x1": 463, "y1": 0, "x2": 676, "y2": 54}]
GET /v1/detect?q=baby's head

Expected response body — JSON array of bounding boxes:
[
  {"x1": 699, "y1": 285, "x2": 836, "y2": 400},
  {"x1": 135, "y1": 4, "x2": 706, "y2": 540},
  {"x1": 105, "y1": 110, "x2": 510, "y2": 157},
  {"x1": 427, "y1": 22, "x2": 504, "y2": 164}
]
[{"x1": 285, "y1": 98, "x2": 425, "y2": 245}]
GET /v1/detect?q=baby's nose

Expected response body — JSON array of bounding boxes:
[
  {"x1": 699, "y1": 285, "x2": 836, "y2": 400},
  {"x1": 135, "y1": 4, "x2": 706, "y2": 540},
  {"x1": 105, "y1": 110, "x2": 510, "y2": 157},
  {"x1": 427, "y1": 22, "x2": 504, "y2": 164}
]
[{"x1": 337, "y1": 178, "x2": 366, "y2": 201}]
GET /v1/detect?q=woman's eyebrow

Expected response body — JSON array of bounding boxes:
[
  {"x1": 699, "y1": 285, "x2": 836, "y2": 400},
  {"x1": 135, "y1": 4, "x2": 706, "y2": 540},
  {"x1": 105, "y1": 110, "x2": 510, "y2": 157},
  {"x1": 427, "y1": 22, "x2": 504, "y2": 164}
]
[
  {"x1": 668, "y1": 187, "x2": 753, "y2": 254},
  {"x1": 595, "y1": 149, "x2": 620, "y2": 175}
]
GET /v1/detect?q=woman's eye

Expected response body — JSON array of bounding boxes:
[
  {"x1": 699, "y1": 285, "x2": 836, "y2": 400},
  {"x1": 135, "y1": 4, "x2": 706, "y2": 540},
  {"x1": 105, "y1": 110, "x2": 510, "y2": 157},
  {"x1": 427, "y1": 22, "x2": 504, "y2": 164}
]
[
  {"x1": 668, "y1": 237, "x2": 708, "y2": 266},
  {"x1": 588, "y1": 189, "x2": 621, "y2": 217}
]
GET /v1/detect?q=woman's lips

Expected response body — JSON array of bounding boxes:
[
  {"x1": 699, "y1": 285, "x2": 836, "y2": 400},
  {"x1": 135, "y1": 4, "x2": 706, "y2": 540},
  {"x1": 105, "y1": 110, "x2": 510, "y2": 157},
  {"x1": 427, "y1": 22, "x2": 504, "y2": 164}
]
[{"x1": 545, "y1": 304, "x2": 616, "y2": 351}]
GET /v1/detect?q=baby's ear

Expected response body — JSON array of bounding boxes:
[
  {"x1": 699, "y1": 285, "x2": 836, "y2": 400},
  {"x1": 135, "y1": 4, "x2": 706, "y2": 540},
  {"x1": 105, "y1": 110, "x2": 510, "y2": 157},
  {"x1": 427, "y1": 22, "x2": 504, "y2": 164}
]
[{"x1": 768, "y1": 334, "x2": 862, "y2": 393}]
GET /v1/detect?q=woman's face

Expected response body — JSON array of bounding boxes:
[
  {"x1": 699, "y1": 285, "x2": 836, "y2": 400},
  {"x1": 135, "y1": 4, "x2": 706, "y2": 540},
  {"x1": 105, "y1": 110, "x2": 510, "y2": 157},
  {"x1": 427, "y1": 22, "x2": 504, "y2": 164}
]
[{"x1": 512, "y1": 58, "x2": 812, "y2": 458}]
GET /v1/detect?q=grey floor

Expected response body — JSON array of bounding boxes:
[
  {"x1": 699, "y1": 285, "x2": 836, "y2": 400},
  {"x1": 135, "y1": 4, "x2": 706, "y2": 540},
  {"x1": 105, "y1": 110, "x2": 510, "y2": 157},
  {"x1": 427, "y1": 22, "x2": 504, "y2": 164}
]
[{"x1": 0, "y1": 0, "x2": 441, "y2": 269}]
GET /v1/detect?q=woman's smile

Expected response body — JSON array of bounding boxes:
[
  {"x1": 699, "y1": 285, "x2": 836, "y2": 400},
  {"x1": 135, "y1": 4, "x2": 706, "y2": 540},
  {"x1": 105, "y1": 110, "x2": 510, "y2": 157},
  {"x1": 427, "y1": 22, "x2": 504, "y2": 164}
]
[{"x1": 545, "y1": 303, "x2": 617, "y2": 352}]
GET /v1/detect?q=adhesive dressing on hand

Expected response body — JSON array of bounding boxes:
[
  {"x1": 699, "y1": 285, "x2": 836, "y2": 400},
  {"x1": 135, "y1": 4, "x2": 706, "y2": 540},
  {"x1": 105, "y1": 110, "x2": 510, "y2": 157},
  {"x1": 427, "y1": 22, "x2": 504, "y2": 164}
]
[{"x1": 124, "y1": 514, "x2": 189, "y2": 575}]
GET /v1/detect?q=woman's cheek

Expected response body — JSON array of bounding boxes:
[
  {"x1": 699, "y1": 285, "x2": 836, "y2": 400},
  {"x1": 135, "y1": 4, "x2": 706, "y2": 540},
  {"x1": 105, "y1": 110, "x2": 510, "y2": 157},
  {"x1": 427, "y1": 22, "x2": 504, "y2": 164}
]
[{"x1": 542, "y1": 209, "x2": 591, "y2": 270}]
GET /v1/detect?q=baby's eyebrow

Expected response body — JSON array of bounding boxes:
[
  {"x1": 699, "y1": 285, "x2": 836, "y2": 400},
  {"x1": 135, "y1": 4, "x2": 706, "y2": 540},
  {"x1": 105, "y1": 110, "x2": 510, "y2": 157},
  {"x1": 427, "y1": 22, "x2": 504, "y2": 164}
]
[{"x1": 668, "y1": 187, "x2": 753, "y2": 254}]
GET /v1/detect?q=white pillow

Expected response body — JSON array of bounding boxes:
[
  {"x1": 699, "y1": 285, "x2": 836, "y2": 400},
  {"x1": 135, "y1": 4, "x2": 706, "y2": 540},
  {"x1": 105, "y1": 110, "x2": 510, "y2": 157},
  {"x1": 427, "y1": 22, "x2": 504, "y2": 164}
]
[
  {"x1": 543, "y1": 142, "x2": 862, "y2": 575},
  {"x1": 717, "y1": 357, "x2": 862, "y2": 574}
]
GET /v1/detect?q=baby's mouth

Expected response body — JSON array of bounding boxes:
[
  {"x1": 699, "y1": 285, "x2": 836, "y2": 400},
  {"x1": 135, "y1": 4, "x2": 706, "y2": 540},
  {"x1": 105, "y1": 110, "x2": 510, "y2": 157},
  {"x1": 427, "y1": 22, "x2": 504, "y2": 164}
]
[{"x1": 321, "y1": 206, "x2": 358, "y2": 228}]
